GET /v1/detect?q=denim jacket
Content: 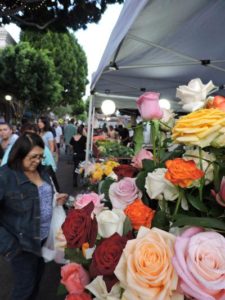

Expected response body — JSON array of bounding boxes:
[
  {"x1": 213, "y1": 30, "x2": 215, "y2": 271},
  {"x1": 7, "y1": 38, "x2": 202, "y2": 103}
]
[{"x1": 0, "y1": 165, "x2": 53, "y2": 261}]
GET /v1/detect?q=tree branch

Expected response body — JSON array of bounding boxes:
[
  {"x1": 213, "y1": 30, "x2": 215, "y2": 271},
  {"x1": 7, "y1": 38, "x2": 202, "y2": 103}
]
[{"x1": 12, "y1": 15, "x2": 56, "y2": 30}]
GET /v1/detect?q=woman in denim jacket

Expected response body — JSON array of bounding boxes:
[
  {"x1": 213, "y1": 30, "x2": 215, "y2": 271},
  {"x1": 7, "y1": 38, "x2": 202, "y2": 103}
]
[{"x1": 0, "y1": 132, "x2": 68, "y2": 300}]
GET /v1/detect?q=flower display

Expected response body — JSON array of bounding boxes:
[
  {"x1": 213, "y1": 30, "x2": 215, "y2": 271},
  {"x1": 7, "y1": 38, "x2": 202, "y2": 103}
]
[
  {"x1": 109, "y1": 177, "x2": 141, "y2": 209},
  {"x1": 58, "y1": 79, "x2": 225, "y2": 300},
  {"x1": 136, "y1": 91, "x2": 163, "y2": 120},
  {"x1": 124, "y1": 198, "x2": 155, "y2": 230},
  {"x1": 176, "y1": 78, "x2": 215, "y2": 112},
  {"x1": 131, "y1": 148, "x2": 153, "y2": 169},
  {"x1": 115, "y1": 227, "x2": 181, "y2": 300},
  {"x1": 173, "y1": 227, "x2": 225, "y2": 300}
]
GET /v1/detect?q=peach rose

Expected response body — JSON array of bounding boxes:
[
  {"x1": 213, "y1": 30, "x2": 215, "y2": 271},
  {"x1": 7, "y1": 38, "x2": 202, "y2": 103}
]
[
  {"x1": 61, "y1": 263, "x2": 90, "y2": 295},
  {"x1": 131, "y1": 149, "x2": 153, "y2": 169},
  {"x1": 173, "y1": 227, "x2": 225, "y2": 300},
  {"x1": 114, "y1": 227, "x2": 182, "y2": 300},
  {"x1": 124, "y1": 199, "x2": 155, "y2": 230}
]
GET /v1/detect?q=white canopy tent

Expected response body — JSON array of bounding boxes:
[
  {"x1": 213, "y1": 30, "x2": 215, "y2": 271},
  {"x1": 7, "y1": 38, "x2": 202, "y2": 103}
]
[{"x1": 86, "y1": 0, "x2": 225, "y2": 161}]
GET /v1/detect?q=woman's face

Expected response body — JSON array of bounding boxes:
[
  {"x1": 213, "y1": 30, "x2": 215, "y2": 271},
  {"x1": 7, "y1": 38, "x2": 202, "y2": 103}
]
[
  {"x1": 37, "y1": 119, "x2": 45, "y2": 130},
  {"x1": 22, "y1": 146, "x2": 44, "y2": 172}
]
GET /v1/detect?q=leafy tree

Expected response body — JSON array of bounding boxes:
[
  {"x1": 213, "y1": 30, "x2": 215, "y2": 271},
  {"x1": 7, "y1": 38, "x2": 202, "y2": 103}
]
[
  {"x1": 21, "y1": 30, "x2": 88, "y2": 108},
  {"x1": 0, "y1": 42, "x2": 63, "y2": 115},
  {"x1": 0, "y1": 0, "x2": 124, "y2": 31}
]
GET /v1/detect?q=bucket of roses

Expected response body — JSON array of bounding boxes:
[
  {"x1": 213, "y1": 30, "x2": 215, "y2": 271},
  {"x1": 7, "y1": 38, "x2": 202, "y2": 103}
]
[{"x1": 56, "y1": 79, "x2": 225, "y2": 300}]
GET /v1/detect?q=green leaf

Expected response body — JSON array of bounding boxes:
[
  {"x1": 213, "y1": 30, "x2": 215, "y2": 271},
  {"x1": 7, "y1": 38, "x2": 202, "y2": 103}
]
[
  {"x1": 172, "y1": 215, "x2": 225, "y2": 231},
  {"x1": 123, "y1": 217, "x2": 133, "y2": 235},
  {"x1": 187, "y1": 194, "x2": 208, "y2": 213},
  {"x1": 135, "y1": 170, "x2": 148, "y2": 191},
  {"x1": 57, "y1": 283, "x2": 67, "y2": 296},
  {"x1": 100, "y1": 177, "x2": 115, "y2": 201},
  {"x1": 65, "y1": 248, "x2": 91, "y2": 266},
  {"x1": 152, "y1": 210, "x2": 170, "y2": 231},
  {"x1": 142, "y1": 159, "x2": 155, "y2": 172}
]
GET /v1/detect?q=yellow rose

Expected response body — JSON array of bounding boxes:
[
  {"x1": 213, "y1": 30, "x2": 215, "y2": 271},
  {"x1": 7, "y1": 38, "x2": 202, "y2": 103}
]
[
  {"x1": 114, "y1": 227, "x2": 183, "y2": 300},
  {"x1": 172, "y1": 108, "x2": 225, "y2": 148}
]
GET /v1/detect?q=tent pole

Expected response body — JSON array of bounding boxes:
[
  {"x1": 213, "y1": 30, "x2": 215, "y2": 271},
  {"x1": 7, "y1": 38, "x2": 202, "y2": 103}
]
[{"x1": 85, "y1": 95, "x2": 93, "y2": 176}]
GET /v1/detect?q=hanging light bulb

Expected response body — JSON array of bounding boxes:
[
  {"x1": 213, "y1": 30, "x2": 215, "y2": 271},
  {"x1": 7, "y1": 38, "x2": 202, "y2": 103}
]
[{"x1": 101, "y1": 99, "x2": 116, "y2": 115}]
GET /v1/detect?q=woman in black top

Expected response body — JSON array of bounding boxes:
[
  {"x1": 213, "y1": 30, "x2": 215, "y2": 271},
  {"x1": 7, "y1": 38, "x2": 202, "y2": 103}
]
[{"x1": 70, "y1": 125, "x2": 86, "y2": 186}]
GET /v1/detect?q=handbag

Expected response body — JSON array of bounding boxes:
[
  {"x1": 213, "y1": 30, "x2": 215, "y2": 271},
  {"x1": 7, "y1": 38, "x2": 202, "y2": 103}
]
[{"x1": 41, "y1": 179, "x2": 68, "y2": 264}]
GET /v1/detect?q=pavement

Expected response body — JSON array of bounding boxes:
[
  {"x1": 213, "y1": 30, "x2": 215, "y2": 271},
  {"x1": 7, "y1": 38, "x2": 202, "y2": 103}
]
[{"x1": 0, "y1": 152, "x2": 77, "y2": 300}]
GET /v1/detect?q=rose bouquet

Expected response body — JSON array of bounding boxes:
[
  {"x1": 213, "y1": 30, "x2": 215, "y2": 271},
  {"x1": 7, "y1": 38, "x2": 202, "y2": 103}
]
[{"x1": 57, "y1": 79, "x2": 225, "y2": 300}]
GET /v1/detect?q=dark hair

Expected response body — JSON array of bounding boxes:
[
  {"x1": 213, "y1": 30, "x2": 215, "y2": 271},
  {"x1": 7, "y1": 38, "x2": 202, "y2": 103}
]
[
  {"x1": 20, "y1": 123, "x2": 38, "y2": 134},
  {"x1": 77, "y1": 124, "x2": 84, "y2": 135},
  {"x1": 0, "y1": 122, "x2": 12, "y2": 130},
  {"x1": 38, "y1": 116, "x2": 51, "y2": 132},
  {"x1": 8, "y1": 132, "x2": 44, "y2": 170}
]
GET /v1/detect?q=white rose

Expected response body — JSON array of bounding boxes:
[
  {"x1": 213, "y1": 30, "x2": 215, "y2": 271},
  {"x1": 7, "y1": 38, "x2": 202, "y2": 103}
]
[
  {"x1": 160, "y1": 108, "x2": 175, "y2": 131},
  {"x1": 183, "y1": 149, "x2": 216, "y2": 185},
  {"x1": 145, "y1": 168, "x2": 179, "y2": 201},
  {"x1": 86, "y1": 276, "x2": 121, "y2": 300},
  {"x1": 176, "y1": 78, "x2": 215, "y2": 112},
  {"x1": 96, "y1": 208, "x2": 126, "y2": 238}
]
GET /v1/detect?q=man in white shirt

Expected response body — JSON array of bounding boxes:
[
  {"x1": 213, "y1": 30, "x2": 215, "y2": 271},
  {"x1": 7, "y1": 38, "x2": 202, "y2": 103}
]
[{"x1": 53, "y1": 121, "x2": 63, "y2": 158}]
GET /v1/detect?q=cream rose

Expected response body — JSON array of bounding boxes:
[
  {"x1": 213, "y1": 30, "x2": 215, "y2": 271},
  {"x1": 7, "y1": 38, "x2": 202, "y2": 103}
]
[
  {"x1": 145, "y1": 168, "x2": 179, "y2": 201},
  {"x1": 96, "y1": 209, "x2": 126, "y2": 238},
  {"x1": 183, "y1": 149, "x2": 215, "y2": 185},
  {"x1": 176, "y1": 78, "x2": 215, "y2": 112},
  {"x1": 114, "y1": 227, "x2": 183, "y2": 300}
]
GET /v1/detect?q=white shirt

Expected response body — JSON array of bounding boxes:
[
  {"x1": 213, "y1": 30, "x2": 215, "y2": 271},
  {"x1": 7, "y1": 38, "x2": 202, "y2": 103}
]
[{"x1": 55, "y1": 126, "x2": 63, "y2": 143}]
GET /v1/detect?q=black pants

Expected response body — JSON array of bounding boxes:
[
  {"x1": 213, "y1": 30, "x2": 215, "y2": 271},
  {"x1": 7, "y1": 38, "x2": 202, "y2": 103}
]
[{"x1": 10, "y1": 251, "x2": 45, "y2": 300}]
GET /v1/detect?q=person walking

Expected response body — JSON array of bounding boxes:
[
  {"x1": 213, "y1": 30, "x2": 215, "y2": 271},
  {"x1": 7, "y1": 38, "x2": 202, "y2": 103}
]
[
  {"x1": 64, "y1": 118, "x2": 76, "y2": 155},
  {"x1": 70, "y1": 125, "x2": 86, "y2": 186},
  {"x1": 0, "y1": 132, "x2": 68, "y2": 300},
  {"x1": 37, "y1": 116, "x2": 55, "y2": 154},
  {"x1": 0, "y1": 122, "x2": 18, "y2": 161}
]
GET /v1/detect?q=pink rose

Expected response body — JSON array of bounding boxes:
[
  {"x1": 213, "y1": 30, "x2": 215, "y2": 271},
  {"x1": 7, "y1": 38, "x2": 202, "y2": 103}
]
[
  {"x1": 61, "y1": 263, "x2": 90, "y2": 295},
  {"x1": 173, "y1": 227, "x2": 225, "y2": 300},
  {"x1": 211, "y1": 176, "x2": 225, "y2": 207},
  {"x1": 74, "y1": 192, "x2": 104, "y2": 214},
  {"x1": 109, "y1": 177, "x2": 140, "y2": 209},
  {"x1": 131, "y1": 149, "x2": 153, "y2": 169},
  {"x1": 65, "y1": 293, "x2": 92, "y2": 300},
  {"x1": 136, "y1": 91, "x2": 163, "y2": 120}
]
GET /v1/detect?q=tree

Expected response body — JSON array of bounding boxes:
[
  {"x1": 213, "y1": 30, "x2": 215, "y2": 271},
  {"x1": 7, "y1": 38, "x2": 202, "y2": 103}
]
[
  {"x1": 0, "y1": 42, "x2": 63, "y2": 115},
  {"x1": 21, "y1": 30, "x2": 88, "y2": 108},
  {"x1": 0, "y1": 0, "x2": 124, "y2": 31}
]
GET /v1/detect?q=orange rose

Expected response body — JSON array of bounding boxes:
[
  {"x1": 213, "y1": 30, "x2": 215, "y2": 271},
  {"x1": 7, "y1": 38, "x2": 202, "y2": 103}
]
[
  {"x1": 165, "y1": 158, "x2": 204, "y2": 188},
  {"x1": 207, "y1": 95, "x2": 225, "y2": 112},
  {"x1": 124, "y1": 198, "x2": 155, "y2": 230}
]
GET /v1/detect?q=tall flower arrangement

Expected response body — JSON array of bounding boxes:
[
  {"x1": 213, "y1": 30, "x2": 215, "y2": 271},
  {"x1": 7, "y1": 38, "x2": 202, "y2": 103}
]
[{"x1": 57, "y1": 79, "x2": 225, "y2": 300}]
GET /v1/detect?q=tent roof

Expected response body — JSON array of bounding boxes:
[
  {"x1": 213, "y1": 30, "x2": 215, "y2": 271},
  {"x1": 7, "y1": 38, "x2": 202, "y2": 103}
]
[{"x1": 91, "y1": 0, "x2": 225, "y2": 110}]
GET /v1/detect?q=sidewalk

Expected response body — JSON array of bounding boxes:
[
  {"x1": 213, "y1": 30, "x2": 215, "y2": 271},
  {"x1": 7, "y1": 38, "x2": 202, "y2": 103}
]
[{"x1": 0, "y1": 152, "x2": 76, "y2": 300}]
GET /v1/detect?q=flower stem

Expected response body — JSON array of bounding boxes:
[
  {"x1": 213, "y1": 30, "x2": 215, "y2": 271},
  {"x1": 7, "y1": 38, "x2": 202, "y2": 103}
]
[
  {"x1": 172, "y1": 188, "x2": 183, "y2": 219},
  {"x1": 150, "y1": 121, "x2": 156, "y2": 167},
  {"x1": 198, "y1": 147, "x2": 205, "y2": 202}
]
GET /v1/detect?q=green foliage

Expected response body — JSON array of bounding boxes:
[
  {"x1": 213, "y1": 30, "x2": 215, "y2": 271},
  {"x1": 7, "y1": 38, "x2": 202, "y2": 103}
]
[
  {"x1": 173, "y1": 215, "x2": 225, "y2": 232},
  {"x1": 0, "y1": 1, "x2": 124, "y2": 31},
  {"x1": 152, "y1": 210, "x2": 170, "y2": 231},
  {"x1": 21, "y1": 30, "x2": 88, "y2": 109},
  {"x1": 65, "y1": 248, "x2": 91, "y2": 267},
  {"x1": 123, "y1": 217, "x2": 133, "y2": 235},
  {"x1": 96, "y1": 140, "x2": 134, "y2": 158},
  {"x1": 0, "y1": 42, "x2": 63, "y2": 113}
]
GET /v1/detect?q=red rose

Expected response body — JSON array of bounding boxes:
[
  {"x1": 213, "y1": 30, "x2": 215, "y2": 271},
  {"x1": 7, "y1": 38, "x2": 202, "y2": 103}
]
[
  {"x1": 62, "y1": 202, "x2": 97, "y2": 248},
  {"x1": 89, "y1": 233, "x2": 129, "y2": 291},
  {"x1": 113, "y1": 164, "x2": 138, "y2": 179}
]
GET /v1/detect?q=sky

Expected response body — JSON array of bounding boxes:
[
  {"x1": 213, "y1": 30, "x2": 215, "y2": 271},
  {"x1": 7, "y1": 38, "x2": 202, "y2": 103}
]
[{"x1": 5, "y1": 3, "x2": 123, "y2": 98}]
